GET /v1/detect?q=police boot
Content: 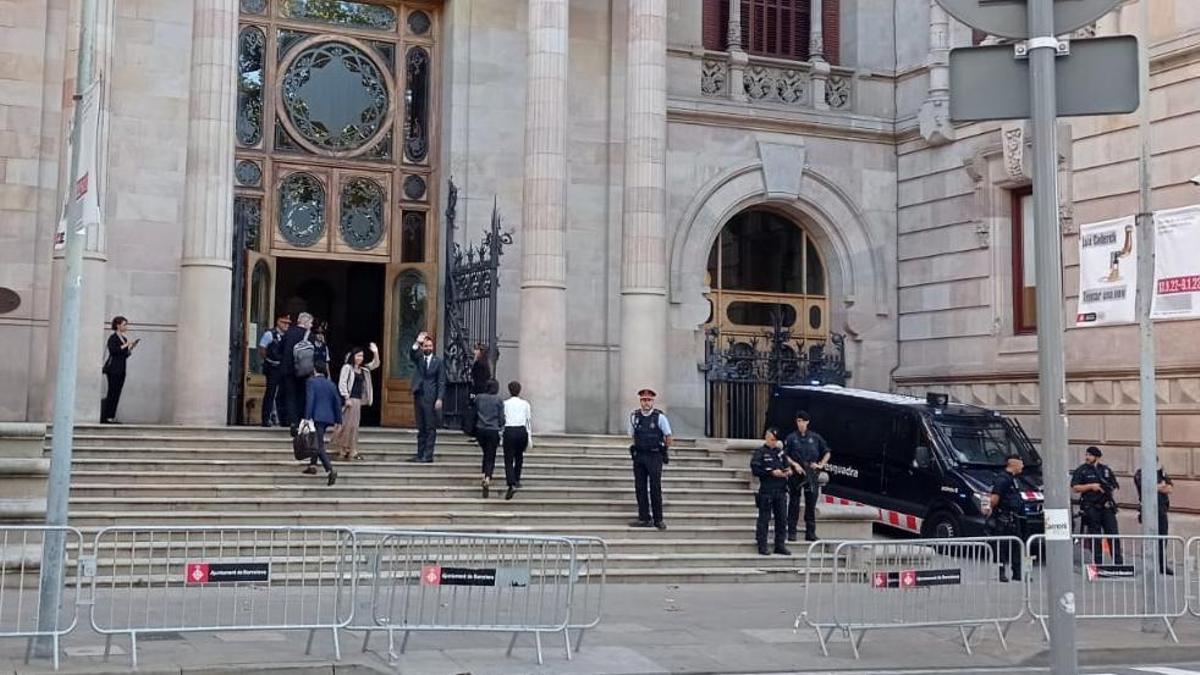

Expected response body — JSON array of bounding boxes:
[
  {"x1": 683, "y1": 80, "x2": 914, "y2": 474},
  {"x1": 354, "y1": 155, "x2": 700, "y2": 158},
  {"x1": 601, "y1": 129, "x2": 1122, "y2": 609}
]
[
  {"x1": 757, "y1": 542, "x2": 771, "y2": 556},
  {"x1": 774, "y1": 544, "x2": 792, "y2": 556},
  {"x1": 998, "y1": 566, "x2": 1009, "y2": 583}
]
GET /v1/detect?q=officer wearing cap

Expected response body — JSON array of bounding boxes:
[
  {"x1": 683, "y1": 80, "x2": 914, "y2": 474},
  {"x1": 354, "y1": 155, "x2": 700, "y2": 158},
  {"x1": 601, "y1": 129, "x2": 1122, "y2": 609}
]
[
  {"x1": 1071, "y1": 446, "x2": 1123, "y2": 565},
  {"x1": 783, "y1": 409, "x2": 831, "y2": 542},
  {"x1": 628, "y1": 388, "x2": 672, "y2": 530},
  {"x1": 751, "y1": 427, "x2": 792, "y2": 556}
]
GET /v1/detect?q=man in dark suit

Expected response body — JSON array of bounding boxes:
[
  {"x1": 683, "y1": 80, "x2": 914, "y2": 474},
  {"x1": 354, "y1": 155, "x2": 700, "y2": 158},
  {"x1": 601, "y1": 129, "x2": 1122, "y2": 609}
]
[
  {"x1": 280, "y1": 312, "x2": 313, "y2": 435},
  {"x1": 407, "y1": 331, "x2": 445, "y2": 463}
]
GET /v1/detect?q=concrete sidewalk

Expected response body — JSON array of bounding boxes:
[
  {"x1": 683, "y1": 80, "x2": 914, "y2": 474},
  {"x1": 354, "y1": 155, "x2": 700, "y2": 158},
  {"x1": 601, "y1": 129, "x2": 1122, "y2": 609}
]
[{"x1": 5, "y1": 581, "x2": 1200, "y2": 675}]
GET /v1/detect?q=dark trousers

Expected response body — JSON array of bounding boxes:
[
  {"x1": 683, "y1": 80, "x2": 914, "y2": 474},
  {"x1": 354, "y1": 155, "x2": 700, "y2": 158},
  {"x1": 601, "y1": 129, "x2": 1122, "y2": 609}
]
[
  {"x1": 261, "y1": 369, "x2": 280, "y2": 426},
  {"x1": 101, "y1": 371, "x2": 126, "y2": 422},
  {"x1": 1082, "y1": 506, "x2": 1123, "y2": 564},
  {"x1": 477, "y1": 428, "x2": 500, "y2": 477},
  {"x1": 787, "y1": 474, "x2": 819, "y2": 539},
  {"x1": 414, "y1": 394, "x2": 438, "y2": 459},
  {"x1": 632, "y1": 449, "x2": 664, "y2": 524},
  {"x1": 756, "y1": 490, "x2": 788, "y2": 548},
  {"x1": 283, "y1": 374, "x2": 306, "y2": 428},
  {"x1": 502, "y1": 427, "x2": 528, "y2": 487},
  {"x1": 308, "y1": 422, "x2": 333, "y2": 473},
  {"x1": 999, "y1": 534, "x2": 1023, "y2": 579}
]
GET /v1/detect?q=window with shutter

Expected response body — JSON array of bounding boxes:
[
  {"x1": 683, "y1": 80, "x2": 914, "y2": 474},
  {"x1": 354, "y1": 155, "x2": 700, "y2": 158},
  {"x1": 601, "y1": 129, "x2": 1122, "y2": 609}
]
[{"x1": 701, "y1": 0, "x2": 841, "y2": 63}]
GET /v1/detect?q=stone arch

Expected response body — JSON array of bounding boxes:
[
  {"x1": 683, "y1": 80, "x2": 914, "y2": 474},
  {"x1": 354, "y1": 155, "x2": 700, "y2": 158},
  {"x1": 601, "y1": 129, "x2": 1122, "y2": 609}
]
[{"x1": 668, "y1": 160, "x2": 889, "y2": 338}]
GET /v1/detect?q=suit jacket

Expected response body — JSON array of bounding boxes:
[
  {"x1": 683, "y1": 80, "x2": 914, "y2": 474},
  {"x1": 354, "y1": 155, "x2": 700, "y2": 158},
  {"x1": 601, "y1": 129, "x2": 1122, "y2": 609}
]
[
  {"x1": 280, "y1": 325, "x2": 308, "y2": 375},
  {"x1": 409, "y1": 346, "x2": 445, "y2": 400},
  {"x1": 305, "y1": 376, "x2": 343, "y2": 426}
]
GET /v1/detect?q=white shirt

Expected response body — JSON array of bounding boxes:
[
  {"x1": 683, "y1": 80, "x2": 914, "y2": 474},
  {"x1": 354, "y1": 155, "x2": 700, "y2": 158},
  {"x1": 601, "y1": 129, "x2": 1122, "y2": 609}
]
[{"x1": 503, "y1": 396, "x2": 532, "y2": 431}]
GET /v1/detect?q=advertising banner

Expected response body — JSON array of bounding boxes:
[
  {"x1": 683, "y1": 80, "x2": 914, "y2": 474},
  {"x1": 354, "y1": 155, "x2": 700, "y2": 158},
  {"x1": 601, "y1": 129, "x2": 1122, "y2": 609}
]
[
  {"x1": 1075, "y1": 216, "x2": 1136, "y2": 326},
  {"x1": 1152, "y1": 205, "x2": 1200, "y2": 320}
]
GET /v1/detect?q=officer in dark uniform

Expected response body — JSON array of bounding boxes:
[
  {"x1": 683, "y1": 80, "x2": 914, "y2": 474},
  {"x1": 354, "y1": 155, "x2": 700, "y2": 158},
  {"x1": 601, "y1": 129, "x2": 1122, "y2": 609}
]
[
  {"x1": 751, "y1": 427, "x2": 793, "y2": 556},
  {"x1": 783, "y1": 410, "x2": 831, "y2": 542},
  {"x1": 988, "y1": 453, "x2": 1025, "y2": 582},
  {"x1": 628, "y1": 388, "x2": 672, "y2": 531},
  {"x1": 1134, "y1": 462, "x2": 1174, "y2": 575},
  {"x1": 1071, "y1": 446, "x2": 1123, "y2": 565}
]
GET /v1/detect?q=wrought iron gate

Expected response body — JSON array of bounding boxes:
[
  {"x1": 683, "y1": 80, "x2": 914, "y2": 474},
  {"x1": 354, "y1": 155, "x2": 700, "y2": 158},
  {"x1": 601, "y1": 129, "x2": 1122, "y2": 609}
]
[
  {"x1": 440, "y1": 179, "x2": 512, "y2": 429},
  {"x1": 702, "y1": 322, "x2": 850, "y2": 439}
]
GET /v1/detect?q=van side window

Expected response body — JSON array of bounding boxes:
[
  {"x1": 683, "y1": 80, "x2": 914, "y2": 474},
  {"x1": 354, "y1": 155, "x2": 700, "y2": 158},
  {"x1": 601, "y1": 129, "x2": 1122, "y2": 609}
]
[
  {"x1": 886, "y1": 413, "x2": 921, "y2": 467},
  {"x1": 835, "y1": 404, "x2": 888, "y2": 461}
]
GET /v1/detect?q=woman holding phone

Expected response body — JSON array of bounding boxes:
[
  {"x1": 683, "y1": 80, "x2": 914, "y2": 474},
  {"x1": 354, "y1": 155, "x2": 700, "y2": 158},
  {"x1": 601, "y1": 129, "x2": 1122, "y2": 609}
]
[{"x1": 101, "y1": 316, "x2": 139, "y2": 423}]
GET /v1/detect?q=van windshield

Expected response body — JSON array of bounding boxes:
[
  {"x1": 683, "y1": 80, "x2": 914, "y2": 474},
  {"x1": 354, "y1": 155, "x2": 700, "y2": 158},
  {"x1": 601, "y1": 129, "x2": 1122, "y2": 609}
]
[{"x1": 930, "y1": 415, "x2": 1041, "y2": 467}]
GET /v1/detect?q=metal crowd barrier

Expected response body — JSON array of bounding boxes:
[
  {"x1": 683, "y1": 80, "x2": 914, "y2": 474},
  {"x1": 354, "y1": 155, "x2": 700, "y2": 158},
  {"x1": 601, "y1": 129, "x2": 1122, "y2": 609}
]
[
  {"x1": 795, "y1": 539, "x2": 842, "y2": 654},
  {"x1": 0, "y1": 526, "x2": 84, "y2": 670},
  {"x1": 87, "y1": 526, "x2": 356, "y2": 668},
  {"x1": 566, "y1": 536, "x2": 608, "y2": 653},
  {"x1": 1028, "y1": 533, "x2": 1188, "y2": 642},
  {"x1": 364, "y1": 531, "x2": 577, "y2": 665},
  {"x1": 803, "y1": 537, "x2": 1026, "y2": 658}
]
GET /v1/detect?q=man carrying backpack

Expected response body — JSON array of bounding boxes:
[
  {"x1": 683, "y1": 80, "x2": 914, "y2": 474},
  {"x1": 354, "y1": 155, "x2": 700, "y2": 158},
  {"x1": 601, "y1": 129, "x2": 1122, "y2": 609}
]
[
  {"x1": 258, "y1": 312, "x2": 291, "y2": 427},
  {"x1": 280, "y1": 312, "x2": 314, "y2": 436}
]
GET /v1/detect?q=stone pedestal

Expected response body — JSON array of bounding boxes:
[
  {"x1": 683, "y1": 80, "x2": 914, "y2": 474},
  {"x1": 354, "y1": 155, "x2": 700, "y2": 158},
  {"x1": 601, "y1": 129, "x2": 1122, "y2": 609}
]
[
  {"x1": 618, "y1": 0, "x2": 668, "y2": 409},
  {"x1": 518, "y1": 0, "x2": 569, "y2": 432},
  {"x1": 172, "y1": 0, "x2": 237, "y2": 425}
]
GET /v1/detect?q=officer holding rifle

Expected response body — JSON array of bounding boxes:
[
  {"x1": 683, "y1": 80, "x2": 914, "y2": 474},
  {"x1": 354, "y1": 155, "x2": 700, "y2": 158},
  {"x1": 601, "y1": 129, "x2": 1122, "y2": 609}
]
[{"x1": 1071, "y1": 446, "x2": 1123, "y2": 565}]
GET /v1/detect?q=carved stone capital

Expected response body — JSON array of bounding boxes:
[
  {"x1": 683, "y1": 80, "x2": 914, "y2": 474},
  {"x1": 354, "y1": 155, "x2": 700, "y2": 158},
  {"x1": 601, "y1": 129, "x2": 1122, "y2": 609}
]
[{"x1": 918, "y1": 97, "x2": 954, "y2": 145}]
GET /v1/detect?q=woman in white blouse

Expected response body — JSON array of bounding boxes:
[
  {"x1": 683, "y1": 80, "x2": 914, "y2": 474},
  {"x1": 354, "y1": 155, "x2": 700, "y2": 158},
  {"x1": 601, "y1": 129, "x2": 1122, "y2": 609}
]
[
  {"x1": 501, "y1": 381, "x2": 533, "y2": 500},
  {"x1": 330, "y1": 342, "x2": 380, "y2": 460}
]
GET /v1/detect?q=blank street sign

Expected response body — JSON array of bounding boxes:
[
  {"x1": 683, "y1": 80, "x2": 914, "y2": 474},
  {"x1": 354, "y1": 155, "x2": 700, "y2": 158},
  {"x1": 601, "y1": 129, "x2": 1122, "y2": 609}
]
[
  {"x1": 949, "y1": 35, "x2": 1140, "y2": 122},
  {"x1": 936, "y1": 0, "x2": 1124, "y2": 39}
]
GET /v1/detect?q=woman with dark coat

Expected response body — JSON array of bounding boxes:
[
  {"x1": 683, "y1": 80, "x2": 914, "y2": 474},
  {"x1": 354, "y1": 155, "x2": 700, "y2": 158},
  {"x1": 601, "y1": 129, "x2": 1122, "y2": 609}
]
[
  {"x1": 469, "y1": 343, "x2": 491, "y2": 395},
  {"x1": 101, "y1": 316, "x2": 140, "y2": 423},
  {"x1": 474, "y1": 379, "x2": 505, "y2": 498}
]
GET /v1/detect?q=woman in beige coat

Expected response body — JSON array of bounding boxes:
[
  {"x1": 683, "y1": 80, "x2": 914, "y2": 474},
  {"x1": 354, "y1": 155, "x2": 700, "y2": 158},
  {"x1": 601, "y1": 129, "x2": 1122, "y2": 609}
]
[{"x1": 330, "y1": 342, "x2": 380, "y2": 460}]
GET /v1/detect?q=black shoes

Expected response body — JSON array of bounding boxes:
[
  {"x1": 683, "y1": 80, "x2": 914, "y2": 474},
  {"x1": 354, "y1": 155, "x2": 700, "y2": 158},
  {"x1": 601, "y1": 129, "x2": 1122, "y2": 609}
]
[
  {"x1": 655, "y1": 521, "x2": 667, "y2": 531},
  {"x1": 805, "y1": 534, "x2": 819, "y2": 542},
  {"x1": 302, "y1": 466, "x2": 317, "y2": 475},
  {"x1": 327, "y1": 470, "x2": 337, "y2": 486},
  {"x1": 406, "y1": 455, "x2": 434, "y2": 463},
  {"x1": 629, "y1": 519, "x2": 653, "y2": 528},
  {"x1": 505, "y1": 487, "x2": 515, "y2": 501},
  {"x1": 1162, "y1": 566, "x2": 1176, "y2": 576},
  {"x1": 998, "y1": 568, "x2": 1021, "y2": 582},
  {"x1": 786, "y1": 534, "x2": 798, "y2": 543},
  {"x1": 481, "y1": 481, "x2": 490, "y2": 499},
  {"x1": 758, "y1": 545, "x2": 771, "y2": 556},
  {"x1": 774, "y1": 545, "x2": 792, "y2": 556}
]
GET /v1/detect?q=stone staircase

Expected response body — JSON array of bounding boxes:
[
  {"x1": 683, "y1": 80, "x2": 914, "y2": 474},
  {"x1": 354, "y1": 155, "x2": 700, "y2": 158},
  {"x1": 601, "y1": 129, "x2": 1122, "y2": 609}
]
[{"x1": 50, "y1": 425, "x2": 874, "y2": 583}]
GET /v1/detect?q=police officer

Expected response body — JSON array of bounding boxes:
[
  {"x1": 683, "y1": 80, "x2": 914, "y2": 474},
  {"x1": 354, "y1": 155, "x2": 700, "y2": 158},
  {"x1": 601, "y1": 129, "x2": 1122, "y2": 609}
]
[
  {"x1": 988, "y1": 453, "x2": 1025, "y2": 582},
  {"x1": 1134, "y1": 462, "x2": 1174, "y2": 575},
  {"x1": 1071, "y1": 446, "x2": 1123, "y2": 565},
  {"x1": 751, "y1": 427, "x2": 793, "y2": 556},
  {"x1": 783, "y1": 410, "x2": 831, "y2": 542},
  {"x1": 628, "y1": 388, "x2": 672, "y2": 531}
]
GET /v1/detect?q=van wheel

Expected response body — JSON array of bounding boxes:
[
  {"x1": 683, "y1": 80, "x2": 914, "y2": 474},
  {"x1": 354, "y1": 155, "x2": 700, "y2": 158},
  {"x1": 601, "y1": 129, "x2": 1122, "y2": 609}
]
[{"x1": 923, "y1": 511, "x2": 961, "y2": 539}]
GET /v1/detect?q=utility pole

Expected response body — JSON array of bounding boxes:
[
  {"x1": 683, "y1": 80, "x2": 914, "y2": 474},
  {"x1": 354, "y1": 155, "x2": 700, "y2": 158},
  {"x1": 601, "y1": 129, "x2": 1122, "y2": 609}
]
[
  {"x1": 1135, "y1": 0, "x2": 1160, "y2": 611},
  {"x1": 1026, "y1": 0, "x2": 1079, "y2": 672},
  {"x1": 35, "y1": 0, "x2": 97, "y2": 658}
]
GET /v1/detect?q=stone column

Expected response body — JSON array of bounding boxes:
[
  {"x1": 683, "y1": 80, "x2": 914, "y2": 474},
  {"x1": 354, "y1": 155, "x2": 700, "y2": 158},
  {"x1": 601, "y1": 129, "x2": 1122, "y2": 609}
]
[
  {"x1": 172, "y1": 0, "x2": 237, "y2": 424},
  {"x1": 808, "y1": 0, "x2": 830, "y2": 110},
  {"x1": 518, "y1": 0, "x2": 569, "y2": 432},
  {"x1": 725, "y1": 0, "x2": 747, "y2": 102},
  {"x1": 919, "y1": 0, "x2": 955, "y2": 144},
  {"x1": 618, "y1": 0, "x2": 668, "y2": 414}
]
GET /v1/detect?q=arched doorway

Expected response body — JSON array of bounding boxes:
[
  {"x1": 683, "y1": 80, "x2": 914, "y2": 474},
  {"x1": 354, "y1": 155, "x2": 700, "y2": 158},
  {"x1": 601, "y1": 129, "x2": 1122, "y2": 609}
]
[{"x1": 702, "y1": 208, "x2": 845, "y2": 438}]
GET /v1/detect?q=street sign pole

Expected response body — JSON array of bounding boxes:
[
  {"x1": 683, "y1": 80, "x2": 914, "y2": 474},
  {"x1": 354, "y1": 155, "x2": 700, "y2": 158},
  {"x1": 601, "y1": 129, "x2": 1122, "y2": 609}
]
[
  {"x1": 34, "y1": 0, "x2": 97, "y2": 658},
  {"x1": 1135, "y1": 0, "x2": 1160, "y2": 612},
  {"x1": 1026, "y1": 0, "x2": 1079, "y2": 672}
]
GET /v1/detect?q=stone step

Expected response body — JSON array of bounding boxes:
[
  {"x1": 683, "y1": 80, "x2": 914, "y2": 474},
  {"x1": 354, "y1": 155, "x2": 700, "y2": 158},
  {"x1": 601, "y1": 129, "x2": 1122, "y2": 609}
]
[
  {"x1": 68, "y1": 470, "x2": 747, "y2": 489},
  {"x1": 69, "y1": 458, "x2": 745, "y2": 479},
  {"x1": 68, "y1": 445, "x2": 725, "y2": 466},
  {"x1": 70, "y1": 483, "x2": 753, "y2": 501},
  {"x1": 65, "y1": 517, "x2": 871, "y2": 541}
]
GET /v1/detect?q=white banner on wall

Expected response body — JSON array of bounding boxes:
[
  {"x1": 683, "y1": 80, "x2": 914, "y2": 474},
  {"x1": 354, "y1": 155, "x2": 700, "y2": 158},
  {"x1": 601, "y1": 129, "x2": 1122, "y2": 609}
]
[
  {"x1": 1075, "y1": 215, "x2": 1137, "y2": 326},
  {"x1": 1152, "y1": 204, "x2": 1200, "y2": 320},
  {"x1": 54, "y1": 80, "x2": 103, "y2": 251}
]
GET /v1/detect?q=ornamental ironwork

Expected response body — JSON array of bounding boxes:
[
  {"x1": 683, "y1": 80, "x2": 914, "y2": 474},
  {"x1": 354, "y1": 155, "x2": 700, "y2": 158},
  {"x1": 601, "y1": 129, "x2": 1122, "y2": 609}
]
[
  {"x1": 408, "y1": 10, "x2": 431, "y2": 35},
  {"x1": 281, "y1": 0, "x2": 397, "y2": 31},
  {"x1": 281, "y1": 41, "x2": 390, "y2": 153},
  {"x1": 236, "y1": 27, "x2": 265, "y2": 147},
  {"x1": 278, "y1": 172, "x2": 326, "y2": 247},
  {"x1": 402, "y1": 174, "x2": 426, "y2": 201},
  {"x1": 702, "y1": 319, "x2": 849, "y2": 439},
  {"x1": 440, "y1": 179, "x2": 513, "y2": 429},
  {"x1": 239, "y1": 0, "x2": 267, "y2": 14},
  {"x1": 404, "y1": 47, "x2": 430, "y2": 162},
  {"x1": 339, "y1": 177, "x2": 385, "y2": 250},
  {"x1": 235, "y1": 159, "x2": 262, "y2": 187}
]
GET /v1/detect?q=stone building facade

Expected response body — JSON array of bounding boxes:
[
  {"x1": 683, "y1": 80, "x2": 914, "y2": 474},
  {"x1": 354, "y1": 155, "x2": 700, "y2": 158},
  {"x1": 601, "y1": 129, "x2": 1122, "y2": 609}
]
[{"x1": 0, "y1": 1, "x2": 1197, "y2": 501}]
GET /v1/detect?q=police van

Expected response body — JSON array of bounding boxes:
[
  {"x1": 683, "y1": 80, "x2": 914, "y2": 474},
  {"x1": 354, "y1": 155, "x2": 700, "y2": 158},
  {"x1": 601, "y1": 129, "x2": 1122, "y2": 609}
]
[{"x1": 766, "y1": 384, "x2": 1045, "y2": 538}]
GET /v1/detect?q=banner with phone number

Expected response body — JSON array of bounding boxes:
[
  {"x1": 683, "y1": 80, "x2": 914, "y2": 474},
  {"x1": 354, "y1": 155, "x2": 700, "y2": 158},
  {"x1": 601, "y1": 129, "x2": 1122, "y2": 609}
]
[{"x1": 1152, "y1": 205, "x2": 1200, "y2": 320}]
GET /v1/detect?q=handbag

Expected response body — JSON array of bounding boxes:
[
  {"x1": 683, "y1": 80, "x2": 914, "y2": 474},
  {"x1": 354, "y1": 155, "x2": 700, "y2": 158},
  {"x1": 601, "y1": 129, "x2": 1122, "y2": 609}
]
[
  {"x1": 461, "y1": 398, "x2": 478, "y2": 437},
  {"x1": 292, "y1": 419, "x2": 317, "y2": 461}
]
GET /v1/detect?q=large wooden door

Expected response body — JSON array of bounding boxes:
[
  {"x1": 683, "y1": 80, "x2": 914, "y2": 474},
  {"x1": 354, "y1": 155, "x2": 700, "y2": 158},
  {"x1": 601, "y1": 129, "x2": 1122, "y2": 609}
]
[{"x1": 233, "y1": 1, "x2": 441, "y2": 427}]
